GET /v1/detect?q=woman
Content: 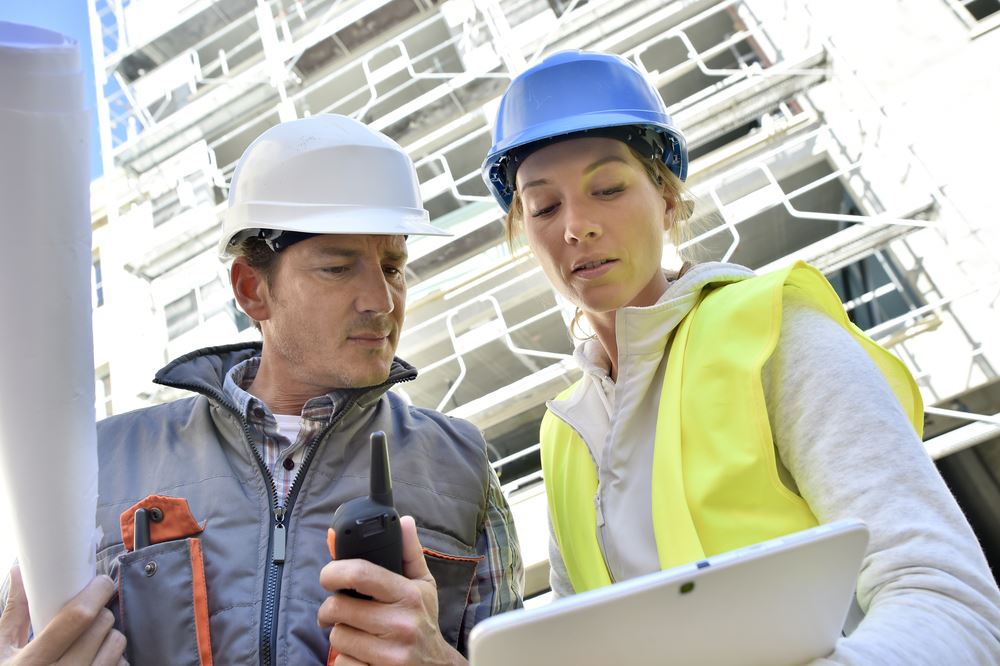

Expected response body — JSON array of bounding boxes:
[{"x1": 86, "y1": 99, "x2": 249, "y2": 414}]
[{"x1": 481, "y1": 50, "x2": 1000, "y2": 663}]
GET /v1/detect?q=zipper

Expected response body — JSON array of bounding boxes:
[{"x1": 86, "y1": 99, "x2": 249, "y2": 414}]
[
  {"x1": 257, "y1": 372, "x2": 413, "y2": 665},
  {"x1": 167, "y1": 370, "x2": 415, "y2": 665},
  {"x1": 257, "y1": 419, "x2": 333, "y2": 666},
  {"x1": 272, "y1": 507, "x2": 286, "y2": 563},
  {"x1": 594, "y1": 487, "x2": 616, "y2": 584},
  {"x1": 256, "y1": 404, "x2": 348, "y2": 666},
  {"x1": 171, "y1": 381, "x2": 284, "y2": 666},
  {"x1": 548, "y1": 403, "x2": 616, "y2": 583}
]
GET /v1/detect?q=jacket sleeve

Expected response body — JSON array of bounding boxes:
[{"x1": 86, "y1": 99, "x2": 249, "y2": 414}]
[
  {"x1": 763, "y1": 293, "x2": 1000, "y2": 665},
  {"x1": 456, "y1": 465, "x2": 524, "y2": 652}
]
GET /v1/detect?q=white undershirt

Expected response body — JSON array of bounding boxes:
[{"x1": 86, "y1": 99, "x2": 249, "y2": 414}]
[{"x1": 273, "y1": 413, "x2": 306, "y2": 466}]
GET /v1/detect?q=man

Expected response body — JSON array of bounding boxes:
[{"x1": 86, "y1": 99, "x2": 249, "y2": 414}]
[{"x1": 0, "y1": 114, "x2": 523, "y2": 665}]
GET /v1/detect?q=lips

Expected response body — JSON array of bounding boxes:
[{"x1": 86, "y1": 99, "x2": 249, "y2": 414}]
[
  {"x1": 347, "y1": 323, "x2": 393, "y2": 343},
  {"x1": 573, "y1": 259, "x2": 613, "y2": 273},
  {"x1": 572, "y1": 257, "x2": 616, "y2": 273},
  {"x1": 348, "y1": 315, "x2": 395, "y2": 344},
  {"x1": 348, "y1": 331, "x2": 391, "y2": 341}
]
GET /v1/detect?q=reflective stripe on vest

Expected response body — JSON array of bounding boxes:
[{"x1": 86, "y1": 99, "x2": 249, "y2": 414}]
[{"x1": 541, "y1": 262, "x2": 923, "y2": 593}]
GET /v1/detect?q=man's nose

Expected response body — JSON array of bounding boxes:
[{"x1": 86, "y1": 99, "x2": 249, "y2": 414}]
[{"x1": 355, "y1": 265, "x2": 395, "y2": 314}]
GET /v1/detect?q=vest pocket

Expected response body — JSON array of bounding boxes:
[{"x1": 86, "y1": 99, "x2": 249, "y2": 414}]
[
  {"x1": 422, "y1": 545, "x2": 483, "y2": 651},
  {"x1": 118, "y1": 537, "x2": 213, "y2": 666}
]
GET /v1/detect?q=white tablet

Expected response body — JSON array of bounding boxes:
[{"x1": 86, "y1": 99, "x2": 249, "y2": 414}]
[{"x1": 469, "y1": 519, "x2": 869, "y2": 666}]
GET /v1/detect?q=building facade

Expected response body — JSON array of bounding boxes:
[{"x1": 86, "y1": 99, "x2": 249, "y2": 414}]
[{"x1": 88, "y1": 0, "x2": 1000, "y2": 597}]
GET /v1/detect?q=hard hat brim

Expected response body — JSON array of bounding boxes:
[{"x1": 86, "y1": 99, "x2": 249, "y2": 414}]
[
  {"x1": 219, "y1": 202, "x2": 450, "y2": 258},
  {"x1": 482, "y1": 112, "x2": 688, "y2": 213},
  {"x1": 487, "y1": 110, "x2": 684, "y2": 163}
]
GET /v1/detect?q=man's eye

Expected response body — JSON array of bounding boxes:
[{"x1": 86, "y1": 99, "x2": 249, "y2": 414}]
[
  {"x1": 383, "y1": 266, "x2": 402, "y2": 276},
  {"x1": 322, "y1": 266, "x2": 349, "y2": 274}
]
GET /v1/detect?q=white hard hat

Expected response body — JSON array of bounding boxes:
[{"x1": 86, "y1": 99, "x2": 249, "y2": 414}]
[{"x1": 218, "y1": 114, "x2": 449, "y2": 258}]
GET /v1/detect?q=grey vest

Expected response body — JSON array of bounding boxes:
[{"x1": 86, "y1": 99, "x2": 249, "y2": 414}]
[{"x1": 95, "y1": 343, "x2": 491, "y2": 664}]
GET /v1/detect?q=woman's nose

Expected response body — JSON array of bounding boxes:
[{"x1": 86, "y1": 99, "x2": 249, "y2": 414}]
[{"x1": 562, "y1": 201, "x2": 602, "y2": 244}]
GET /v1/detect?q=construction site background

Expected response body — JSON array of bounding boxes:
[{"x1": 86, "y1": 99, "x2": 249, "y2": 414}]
[{"x1": 2, "y1": 0, "x2": 999, "y2": 597}]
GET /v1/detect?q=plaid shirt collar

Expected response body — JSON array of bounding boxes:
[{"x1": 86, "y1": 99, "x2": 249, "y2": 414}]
[
  {"x1": 223, "y1": 357, "x2": 350, "y2": 423},
  {"x1": 223, "y1": 357, "x2": 361, "y2": 503}
]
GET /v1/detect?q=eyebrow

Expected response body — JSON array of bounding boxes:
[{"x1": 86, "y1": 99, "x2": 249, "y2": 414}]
[
  {"x1": 520, "y1": 155, "x2": 630, "y2": 192},
  {"x1": 311, "y1": 245, "x2": 407, "y2": 263},
  {"x1": 312, "y1": 246, "x2": 359, "y2": 259},
  {"x1": 382, "y1": 249, "x2": 408, "y2": 263}
]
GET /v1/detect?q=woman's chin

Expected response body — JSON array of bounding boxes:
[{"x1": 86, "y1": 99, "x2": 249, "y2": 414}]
[{"x1": 577, "y1": 296, "x2": 632, "y2": 317}]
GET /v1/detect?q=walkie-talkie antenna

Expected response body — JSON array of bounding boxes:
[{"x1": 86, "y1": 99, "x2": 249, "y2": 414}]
[
  {"x1": 330, "y1": 430, "x2": 403, "y2": 585},
  {"x1": 369, "y1": 431, "x2": 393, "y2": 507}
]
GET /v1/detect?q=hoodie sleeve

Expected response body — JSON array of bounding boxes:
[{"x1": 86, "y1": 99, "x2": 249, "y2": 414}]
[{"x1": 762, "y1": 292, "x2": 1000, "y2": 665}]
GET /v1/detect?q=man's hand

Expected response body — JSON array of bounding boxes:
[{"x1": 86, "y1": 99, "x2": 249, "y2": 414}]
[
  {"x1": 0, "y1": 567, "x2": 126, "y2": 665},
  {"x1": 318, "y1": 516, "x2": 466, "y2": 666}
]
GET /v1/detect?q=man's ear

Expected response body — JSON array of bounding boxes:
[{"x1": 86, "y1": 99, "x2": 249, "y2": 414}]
[{"x1": 231, "y1": 258, "x2": 271, "y2": 323}]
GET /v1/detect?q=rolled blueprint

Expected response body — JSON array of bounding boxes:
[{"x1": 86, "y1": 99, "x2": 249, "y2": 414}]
[{"x1": 0, "y1": 22, "x2": 98, "y2": 630}]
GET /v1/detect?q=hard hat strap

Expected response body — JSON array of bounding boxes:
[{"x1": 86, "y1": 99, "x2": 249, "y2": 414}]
[
  {"x1": 261, "y1": 230, "x2": 317, "y2": 253},
  {"x1": 499, "y1": 126, "x2": 668, "y2": 196},
  {"x1": 228, "y1": 228, "x2": 318, "y2": 254}
]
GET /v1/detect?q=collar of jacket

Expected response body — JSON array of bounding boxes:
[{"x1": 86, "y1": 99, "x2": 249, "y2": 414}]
[
  {"x1": 570, "y1": 261, "x2": 756, "y2": 383},
  {"x1": 152, "y1": 341, "x2": 419, "y2": 412}
]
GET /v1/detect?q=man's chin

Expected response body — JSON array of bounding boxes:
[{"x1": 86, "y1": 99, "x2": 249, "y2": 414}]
[{"x1": 345, "y1": 362, "x2": 394, "y2": 389}]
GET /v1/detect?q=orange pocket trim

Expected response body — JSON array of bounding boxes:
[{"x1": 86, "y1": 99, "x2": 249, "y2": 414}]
[
  {"x1": 188, "y1": 539, "x2": 213, "y2": 666},
  {"x1": 327, "y1": 528, "x2": 337, "y2": 559},
  {"x1": 421, "y1": 547, "x2": 484, "y2": 564},
  {"x1": 120, "y1": 495, "x2": 205, "y2": 552}
]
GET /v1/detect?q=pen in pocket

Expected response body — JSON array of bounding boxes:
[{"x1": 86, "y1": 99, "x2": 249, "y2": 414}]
[{"x1": 134, "y1": 507, "x2": 150, "y2": 550}]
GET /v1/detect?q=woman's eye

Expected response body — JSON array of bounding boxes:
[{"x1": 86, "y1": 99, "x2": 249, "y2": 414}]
[
  {"x1": 530, "y1": 203, "x2": 558, "y2": 218},
  {"x1": 596, "y1": 185, "x2": 625, "y2": 197}
]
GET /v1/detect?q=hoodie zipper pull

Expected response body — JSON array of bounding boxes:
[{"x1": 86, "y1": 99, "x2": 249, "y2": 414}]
[{"x1": 272, "y1": 507, "x2": 286, "y2": 564}]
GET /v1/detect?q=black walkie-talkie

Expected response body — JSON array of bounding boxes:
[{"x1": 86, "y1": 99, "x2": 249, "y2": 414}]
[{"x1": 329, "y1": 431, "x2": 403, "y2": 597}]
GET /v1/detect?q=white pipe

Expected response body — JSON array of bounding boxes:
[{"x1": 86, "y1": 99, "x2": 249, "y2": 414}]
[
  {"x1": 758, "y1": 165, "x2": 935, "y2": 229},
  {"x1": 418, "y1": 303, "x2": 566, "y2": 376},
  {"x1": 864, "y1": 282, "x2": 998, "y2": 340},
  {"x1": 405, "y1": 263, "x2": 546, "y2": 337},
  {"x1": 527, "y1": 0, "x2": 583, "y2": 65},
  {"x1": 924, "y1": 407, "x2": 1000, "y2": 427},
  {"x1": 679, "y1": 144, "x2": 934, "y2": 254},
  {"x1": 481, "y1": 294, "x2": 573, "y2": 362},
  {"x1": 435, "y1": 309, "x2": 469, "y2": 412},
  {"x1": 671, "y1": 28, "x2": 831, "y2": 79},
  {"x1": 491, "y1": 443, "x2": 541, "y2": 470},
  {"x1": 924, "y1": 416, "x2": 1000, "y2": 460},
  {"x1": 707, "y1": 188, "x2": 741, "y2": 262}
]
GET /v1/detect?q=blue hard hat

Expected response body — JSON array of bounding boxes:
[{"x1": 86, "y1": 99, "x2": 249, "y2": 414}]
[{"x1": 482, "y1": 50, "x2": 689, "y2": 213}]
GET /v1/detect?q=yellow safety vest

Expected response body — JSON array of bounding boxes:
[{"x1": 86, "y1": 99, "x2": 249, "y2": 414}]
[{"x1": 540, "y1": 262, "x2": 923, "y2": 593}]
